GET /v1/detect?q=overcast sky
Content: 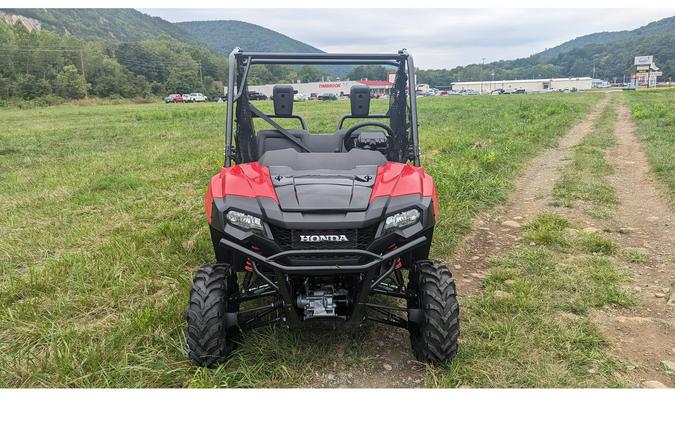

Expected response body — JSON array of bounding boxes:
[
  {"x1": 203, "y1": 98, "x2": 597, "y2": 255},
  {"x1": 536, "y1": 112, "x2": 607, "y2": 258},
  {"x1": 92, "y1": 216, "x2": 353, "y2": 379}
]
[{"x1": 140, "y1": 8, "x2": 674, "y2": 69}]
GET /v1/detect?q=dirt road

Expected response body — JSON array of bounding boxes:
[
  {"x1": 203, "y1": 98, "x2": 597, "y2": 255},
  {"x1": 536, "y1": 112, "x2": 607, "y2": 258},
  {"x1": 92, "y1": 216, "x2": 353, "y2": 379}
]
[{"x1": 589, "y1": 102, "x2": 674, "y2": 387}]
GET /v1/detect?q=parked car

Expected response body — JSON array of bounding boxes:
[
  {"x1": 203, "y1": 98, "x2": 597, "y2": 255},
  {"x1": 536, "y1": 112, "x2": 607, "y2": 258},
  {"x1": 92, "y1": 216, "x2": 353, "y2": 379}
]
[
  {"x1": 491, "y1": 89, "x2": 504, "y2": 95},
  {"x1": 416, "y1": 90, "x2": 435, "y2": 97},
  {"x1": 212, "y1": 97, "x2": 224, "y2": 103},
  {"x1": 185, "y1": 93, "x2": 208, "y2": 103},
  {"x1": 308, "y1": 93, "x2": 318, "y2": 100},
  {"x1": 513, "y1": 88, "x2": 526, "y2": 94},
  {"x1": 248, "y1": 91, "x2": 268, "y2": 101},
  {"x1": 318, "y1": 93, "x2": 338, "y2": 101},
  {"x1": 164, "y1": 94, "x2": 183, "y2": 103},
  {"x1": 293, "y1": 93, "x2": 306, "y2": 102}
]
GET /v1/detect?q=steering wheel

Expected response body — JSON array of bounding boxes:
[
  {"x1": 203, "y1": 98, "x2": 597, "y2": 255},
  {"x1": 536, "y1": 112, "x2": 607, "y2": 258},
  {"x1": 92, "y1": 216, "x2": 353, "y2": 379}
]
[{"x1": 342, "y1": 121, "x2": 394, "y2": 151}]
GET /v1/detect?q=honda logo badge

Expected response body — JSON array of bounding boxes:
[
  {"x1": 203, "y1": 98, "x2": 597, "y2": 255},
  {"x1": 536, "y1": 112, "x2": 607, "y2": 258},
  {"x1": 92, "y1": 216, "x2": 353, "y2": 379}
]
[{"x1": 299, "y1": 234, "x2": 349, "y2": 242}]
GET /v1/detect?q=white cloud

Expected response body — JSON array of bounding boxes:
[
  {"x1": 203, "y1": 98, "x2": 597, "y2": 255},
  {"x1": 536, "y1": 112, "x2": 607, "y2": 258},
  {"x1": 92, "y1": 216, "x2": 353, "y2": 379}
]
[{"x1": 140, "y1": 8, "x2": 675, "y2": 68}]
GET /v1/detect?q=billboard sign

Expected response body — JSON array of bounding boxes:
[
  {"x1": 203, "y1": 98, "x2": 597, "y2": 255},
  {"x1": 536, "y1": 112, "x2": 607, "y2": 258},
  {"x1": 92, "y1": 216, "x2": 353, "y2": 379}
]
[
  {"x1": 318, "y1": 83, "x2": 342, "y2": 88},
  {"x1": 634, "y1": 56, "x2": 654, "y2": 65}
]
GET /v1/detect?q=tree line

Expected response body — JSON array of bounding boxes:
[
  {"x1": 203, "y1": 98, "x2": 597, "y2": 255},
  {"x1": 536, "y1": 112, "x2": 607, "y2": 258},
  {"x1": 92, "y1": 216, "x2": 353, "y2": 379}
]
[{"x1": 0, "y1": 21, "x2": 229, "y2": 102}]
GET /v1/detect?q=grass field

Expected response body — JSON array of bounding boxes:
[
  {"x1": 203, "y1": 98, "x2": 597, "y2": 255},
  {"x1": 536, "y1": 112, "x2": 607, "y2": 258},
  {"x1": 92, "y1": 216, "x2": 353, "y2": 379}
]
[
  {"x1": 624, "y1": 89, "x2": 675, "y2": 204},
  {"x1": 0, "y1": 94, "x2": 601, "y2": 387}
]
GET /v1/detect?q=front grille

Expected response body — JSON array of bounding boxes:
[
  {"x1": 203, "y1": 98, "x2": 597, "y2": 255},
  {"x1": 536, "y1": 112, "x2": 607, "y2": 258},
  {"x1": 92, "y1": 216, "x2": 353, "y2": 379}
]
[
  {"x1": 285, "y1": 253, "x2": 362, "y2": 266},
  {"x1": 269, "y1": 224, "x2": 378, "y2": 250}
]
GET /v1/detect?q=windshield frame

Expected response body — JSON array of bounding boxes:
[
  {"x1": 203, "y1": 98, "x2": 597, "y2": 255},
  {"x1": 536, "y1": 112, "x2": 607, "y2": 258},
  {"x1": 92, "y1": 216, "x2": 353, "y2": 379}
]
[{"x1": 223, "y1": 49, "x2": 420, "y2": 168}]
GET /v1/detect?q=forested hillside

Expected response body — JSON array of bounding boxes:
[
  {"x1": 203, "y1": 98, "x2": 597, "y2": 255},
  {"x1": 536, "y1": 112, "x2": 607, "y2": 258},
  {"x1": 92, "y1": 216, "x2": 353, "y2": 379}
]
[
  {"x1": 0, "y1": 9, "x2": 195, "y2": 42},
  {"x1": 177, "y1": 20, "x2": 321, "y2": 55},
  {"x1": 177, "y1": 20, "x2": 352, "y2": 77}
]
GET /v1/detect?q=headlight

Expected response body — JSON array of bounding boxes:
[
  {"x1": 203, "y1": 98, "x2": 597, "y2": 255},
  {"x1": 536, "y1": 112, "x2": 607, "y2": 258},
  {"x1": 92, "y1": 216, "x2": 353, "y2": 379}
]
[
  {"x1": 383, "y1": 209, "x2": 421, "y2": 232},
  {"x1": 226, "y1": 210, "x2": 264, "y2": 234}
]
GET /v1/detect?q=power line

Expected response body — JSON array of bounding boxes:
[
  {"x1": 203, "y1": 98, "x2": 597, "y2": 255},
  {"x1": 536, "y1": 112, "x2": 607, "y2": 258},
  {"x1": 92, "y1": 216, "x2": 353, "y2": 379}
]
[{"x1": 0, "y1": 47, "x2": 84, "y2": 52}]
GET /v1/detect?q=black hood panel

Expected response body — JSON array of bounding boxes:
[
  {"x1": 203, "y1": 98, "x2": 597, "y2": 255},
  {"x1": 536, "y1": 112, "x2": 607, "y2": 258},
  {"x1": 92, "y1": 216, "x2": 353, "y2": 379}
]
[{"x1": 269, "y1": 166, "x2": 377, "y2": 212}]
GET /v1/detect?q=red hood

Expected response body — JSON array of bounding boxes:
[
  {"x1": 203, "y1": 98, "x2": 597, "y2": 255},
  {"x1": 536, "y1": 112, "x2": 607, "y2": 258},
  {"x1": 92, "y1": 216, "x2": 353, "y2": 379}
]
[{"x1": 205, "y1": 161, "x2": 438, "y2": 223}]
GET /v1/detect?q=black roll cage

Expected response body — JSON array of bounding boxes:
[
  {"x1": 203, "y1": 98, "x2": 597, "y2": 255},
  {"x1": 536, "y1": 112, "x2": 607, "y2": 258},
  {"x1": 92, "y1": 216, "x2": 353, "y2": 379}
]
[{"x1": 223, "y1": 48, "x2": 421, "y2": 168}]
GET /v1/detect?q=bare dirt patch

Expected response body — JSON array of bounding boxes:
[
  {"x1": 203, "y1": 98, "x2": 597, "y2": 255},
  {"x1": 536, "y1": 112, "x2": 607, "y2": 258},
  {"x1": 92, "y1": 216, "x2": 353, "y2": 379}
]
[{"x1": 311, "y1": 326, "x2": 429, "y2": 388}]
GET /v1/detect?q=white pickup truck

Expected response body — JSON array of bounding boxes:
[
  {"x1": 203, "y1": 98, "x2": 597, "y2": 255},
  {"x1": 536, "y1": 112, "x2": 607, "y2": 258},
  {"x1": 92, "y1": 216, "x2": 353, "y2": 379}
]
[{"x1": 184, "y1": 93, "x2": 208, "y2": 103}]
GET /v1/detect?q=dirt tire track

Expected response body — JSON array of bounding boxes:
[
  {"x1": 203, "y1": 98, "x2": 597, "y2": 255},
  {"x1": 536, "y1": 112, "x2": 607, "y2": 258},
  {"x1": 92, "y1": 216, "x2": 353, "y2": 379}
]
[
  {"x1": 450, "y1": 98, "x2": 609, "y2": 295},
  {"x1": 589, "y1": 102, "x2": 675, "y2": 388}
]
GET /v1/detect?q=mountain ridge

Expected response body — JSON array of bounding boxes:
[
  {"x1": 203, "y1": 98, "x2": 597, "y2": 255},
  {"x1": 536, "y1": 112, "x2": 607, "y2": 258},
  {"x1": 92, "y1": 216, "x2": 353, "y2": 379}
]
[{"x1": 176, "y1": 20, "x2": 324, "y2": 55}]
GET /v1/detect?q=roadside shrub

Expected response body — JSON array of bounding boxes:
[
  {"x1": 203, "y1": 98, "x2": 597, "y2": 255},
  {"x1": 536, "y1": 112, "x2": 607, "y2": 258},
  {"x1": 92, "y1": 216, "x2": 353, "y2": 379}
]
[
  {"x1": 55, "y1": 65, "x2": 87, "y2": 99},
  {"x1": 16, "y1": 74, "x2": 52, "y2": 100}
]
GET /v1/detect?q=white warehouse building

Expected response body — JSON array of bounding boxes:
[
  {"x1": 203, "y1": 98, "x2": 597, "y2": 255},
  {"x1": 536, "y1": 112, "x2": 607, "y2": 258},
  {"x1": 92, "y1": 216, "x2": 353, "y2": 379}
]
[
  {"x1": 452, "y1": 77, "x2": 593, "y2": 93},
  {"x1": 248, "y1": 79, "x2": 394, "y2": 98}
]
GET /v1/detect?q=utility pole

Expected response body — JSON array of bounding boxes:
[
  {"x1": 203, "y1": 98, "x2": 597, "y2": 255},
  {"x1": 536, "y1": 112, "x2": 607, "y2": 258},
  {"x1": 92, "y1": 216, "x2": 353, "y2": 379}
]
[
  {"x1": 80, "y1": 49, "x2": 88, "y2": 98},
  {"x1": 480, "y1": 57, "x2": 486, "y2": 94},
  {"x1": 199, "y1": 61, "x2": 204, "y2": 90},
  {"x1": 592, "y1": 63, "x2": 596, "y2": 79}
]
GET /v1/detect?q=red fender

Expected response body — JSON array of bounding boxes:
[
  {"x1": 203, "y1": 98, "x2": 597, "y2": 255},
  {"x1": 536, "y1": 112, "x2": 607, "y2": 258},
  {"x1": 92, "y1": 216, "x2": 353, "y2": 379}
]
[
  {"x1": 370, "y1": 162, "x2": 439, "y2": 220},
  {"x1": 205, "y1": 163, "x2": 278, "y2": 223}
]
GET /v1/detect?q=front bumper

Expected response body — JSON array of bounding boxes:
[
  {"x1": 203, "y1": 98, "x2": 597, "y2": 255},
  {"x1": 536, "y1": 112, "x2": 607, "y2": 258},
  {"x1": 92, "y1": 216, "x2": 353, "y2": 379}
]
[{"x1": 220, "y1": 234, "x2": 428, "y2": 275}]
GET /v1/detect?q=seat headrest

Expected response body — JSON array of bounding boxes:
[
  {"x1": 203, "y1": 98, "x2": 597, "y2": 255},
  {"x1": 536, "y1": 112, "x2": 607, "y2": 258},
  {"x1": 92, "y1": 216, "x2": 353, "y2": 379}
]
[
  {"x1": 273, "y1": 85, "x2": 294, "y2": 116},
  {"x1": 350, "y1": 85, "x2": 370, "y2": 117}
]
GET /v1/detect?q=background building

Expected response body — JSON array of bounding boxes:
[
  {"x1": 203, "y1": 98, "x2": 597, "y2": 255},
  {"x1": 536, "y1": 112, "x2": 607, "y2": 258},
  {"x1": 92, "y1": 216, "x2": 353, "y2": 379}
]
[
  {"x1": 451, "y1": 77, "x2": 593, "y2": 93},
  {"x1": 249, "y1": 79, "x2": 393, "y2": 98}
]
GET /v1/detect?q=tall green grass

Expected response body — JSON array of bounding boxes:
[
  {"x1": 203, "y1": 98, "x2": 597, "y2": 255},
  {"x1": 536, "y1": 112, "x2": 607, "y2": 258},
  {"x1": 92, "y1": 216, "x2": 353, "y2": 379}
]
[{"x1": 623, "y1": 89, "x2": 675, "y2": 204}]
